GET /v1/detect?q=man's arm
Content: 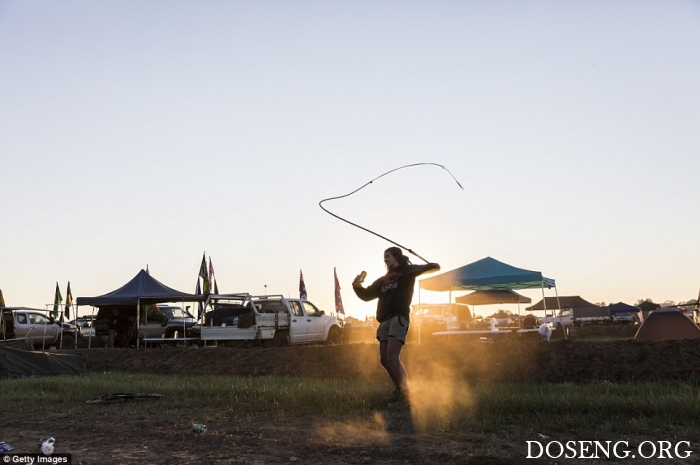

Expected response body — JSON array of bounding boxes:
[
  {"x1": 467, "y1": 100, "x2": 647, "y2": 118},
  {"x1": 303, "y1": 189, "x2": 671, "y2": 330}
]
[{"x1": 353, "y1": 276, "x2": 381, "y2": 302}]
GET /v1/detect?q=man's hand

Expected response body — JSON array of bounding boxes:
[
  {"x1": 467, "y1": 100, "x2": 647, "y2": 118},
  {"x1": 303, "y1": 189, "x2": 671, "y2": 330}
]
[{"x1": 353, "y1": 271, "x2": 367, "y2": 285}]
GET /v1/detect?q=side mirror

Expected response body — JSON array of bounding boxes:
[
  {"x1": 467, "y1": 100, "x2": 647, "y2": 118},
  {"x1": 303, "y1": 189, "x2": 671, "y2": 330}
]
[{"x1": 319, "y1": 310, "x2": 325, "y2": 316}]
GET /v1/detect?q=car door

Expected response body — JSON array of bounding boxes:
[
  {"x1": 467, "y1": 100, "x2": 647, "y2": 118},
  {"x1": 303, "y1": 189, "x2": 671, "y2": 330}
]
[
  {"x1": 286, "y1": 301, "x2": 308, "y2": 343},
  {"x1": 12, "y1": 311, "x2": 31, "y2": 339},
  {"x1": 302, "y1": 301, "x2": 326, "y2": 342},
  {"x1": 27, "y1": 312, "x2": 60, "y2": 346}
]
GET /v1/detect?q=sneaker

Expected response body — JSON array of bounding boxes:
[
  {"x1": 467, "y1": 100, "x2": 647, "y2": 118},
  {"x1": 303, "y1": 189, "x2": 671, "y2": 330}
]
[{"x1": 385, "y1": 387, "x2": 410, "y2": 405}]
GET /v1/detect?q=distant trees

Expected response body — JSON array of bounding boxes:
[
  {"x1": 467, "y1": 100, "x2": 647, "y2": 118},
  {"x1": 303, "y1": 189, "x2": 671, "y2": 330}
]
[{"x1": 487, "y1": 309, "x2": 517, "y2": 320}]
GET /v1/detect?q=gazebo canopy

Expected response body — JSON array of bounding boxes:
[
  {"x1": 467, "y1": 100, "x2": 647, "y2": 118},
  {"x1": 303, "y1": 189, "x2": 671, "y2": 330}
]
[
  {"x1": 76, "y1": 269, "x2": 202, "y2": 307},
  {"x1": 419, "y1": 257, "x2": 555, "y2": 292},
  {"x1": 526, "y1": 296, "x2": 596, "y2": 311},
  {"x1": 455, "y1": 289, "x2": 532, "y2": 306}
]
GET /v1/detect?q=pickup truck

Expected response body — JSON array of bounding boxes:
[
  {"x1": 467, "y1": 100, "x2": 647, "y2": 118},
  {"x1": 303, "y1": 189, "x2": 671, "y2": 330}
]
[
  {"x1": 543, "y1": 306, "x2": 611, "y2": 329},
  {"x1": 196, "y1": 294, "x2": 343, "y2": 347},
  {"x1": 157, "y1": 304, "x2": 197, "y2": 338},
  {"x1": 0, "y1": 307, "x2": 79, "y2": 350},
  {"x1": 408, "y1": 303, "x2": 472, "y2": 341}
]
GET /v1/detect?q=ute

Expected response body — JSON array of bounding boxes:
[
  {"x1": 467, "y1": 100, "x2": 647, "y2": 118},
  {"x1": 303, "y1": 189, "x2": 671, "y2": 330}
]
[
  {"x1": 157, "y1": 304, "x2": 197, "y2": 338},
  {"x1": 543, "y1": 306, "x2": 612, "y2": 328},
  {"x1": 408, "y1": 303, "x2": 472, "y2": 341},
  {"x1": 195, "y1": 294, "x2": 343, "y2": 347},
  {"x1": 1, "y1": 307, "x2": 80, "y2": 350}
]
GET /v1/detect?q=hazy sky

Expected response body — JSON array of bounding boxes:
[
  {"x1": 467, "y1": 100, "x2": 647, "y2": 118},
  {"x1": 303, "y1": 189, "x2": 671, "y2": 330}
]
[{"x1": 1, "y1": 1, "x2": 698, "y2": 319}]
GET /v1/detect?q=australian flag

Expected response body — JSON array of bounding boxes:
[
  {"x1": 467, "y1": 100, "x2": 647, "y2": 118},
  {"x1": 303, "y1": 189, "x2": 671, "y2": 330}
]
[{"x1": 299, "y1": 269, "x2": 308, "y2": 300}]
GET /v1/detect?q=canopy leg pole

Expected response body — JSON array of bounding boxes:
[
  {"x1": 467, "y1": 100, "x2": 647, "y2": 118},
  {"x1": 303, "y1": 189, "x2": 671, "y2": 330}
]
[
  {"x1": 91, "y1": 306, "x2": 96, "y2": 348},
  {"x1": 540, "y1": 282, "x2": 548, "y2": 317},
  {"x1": 136, "y1": 298, "x2": 140, "y2": 349},
  {"x1": 553, "y1": 285, "x2": 566, "y2": 339},
  {"x1": 416, "y1": 286, "x2": 421, "y2": 345}
]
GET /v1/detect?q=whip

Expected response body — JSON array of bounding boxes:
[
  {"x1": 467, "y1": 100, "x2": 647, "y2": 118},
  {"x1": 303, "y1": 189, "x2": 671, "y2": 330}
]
[{"x1": 319, "y1": 163, "x2": 463, "y2": 263}]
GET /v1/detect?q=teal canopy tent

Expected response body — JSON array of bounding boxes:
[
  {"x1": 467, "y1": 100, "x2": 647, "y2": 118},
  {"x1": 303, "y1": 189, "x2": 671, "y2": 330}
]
[
  {"x1": 418, "y1": 257, "x2": 559, "y2": 329},
  {"x1": 419, "y1": 257, "x2": 555, "y2": 292}
]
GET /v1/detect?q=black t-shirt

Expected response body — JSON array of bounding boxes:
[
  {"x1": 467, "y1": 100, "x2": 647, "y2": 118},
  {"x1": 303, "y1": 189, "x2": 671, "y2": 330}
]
[{"x1": 353, "y1": 263, "x2": 439, "y2": 323}]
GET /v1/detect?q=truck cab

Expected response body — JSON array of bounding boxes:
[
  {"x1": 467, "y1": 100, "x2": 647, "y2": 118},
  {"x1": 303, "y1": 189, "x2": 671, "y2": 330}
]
[
  {"x1": 275, "y1": 298, "x2": 330, "y2": 344},
  {"x1": 198, "y1": 294, "x2": 343, "y2": 347},
  {"x1": 543, "y1": 306, "x2": 611, "y2": 328},
  {"x1": 411, "y1": 303, "x2": 472, "y2": 332},
  {"x1": 1, "y1": 307, "x2": 78, "y2": 350},
  {"x1": 406, "y1": 303, "x2": 472, "y2": 341}
]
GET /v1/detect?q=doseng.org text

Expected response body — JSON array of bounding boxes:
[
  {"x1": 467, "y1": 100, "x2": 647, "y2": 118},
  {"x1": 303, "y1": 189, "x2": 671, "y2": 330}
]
[{"x1": 526, "y1": 440, "x2": 692, "y2": 460}]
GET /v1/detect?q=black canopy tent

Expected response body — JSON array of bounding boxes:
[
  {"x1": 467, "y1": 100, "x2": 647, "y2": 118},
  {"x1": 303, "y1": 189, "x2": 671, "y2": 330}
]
[
  {"x1": 76, "y1": 269, "x2": 204, "y2": 348},
  {"x1": 608, "y1": 302, "x2": 640, "y2": 316}
]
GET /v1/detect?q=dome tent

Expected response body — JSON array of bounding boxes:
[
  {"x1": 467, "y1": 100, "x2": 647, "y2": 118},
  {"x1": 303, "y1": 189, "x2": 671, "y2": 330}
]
[{"x1": 634, "y1": 308, "x2": 700, "y2": 341}]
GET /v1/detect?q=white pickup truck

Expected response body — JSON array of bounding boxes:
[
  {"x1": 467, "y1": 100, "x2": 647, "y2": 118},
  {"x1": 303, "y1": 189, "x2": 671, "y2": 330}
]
[
  {"x1": 197, "y1": 294, "x2": 343, "y2": 347},
  {"x1": 411, "y1": 303, "x2": 472, "y2": 330},
  {"x1": 543, "y1": 306, "x2": 611, "y2": 328},
  {"x1": 405, "y1": 303, "x2": 473, "y2": 342},
  {"x1": 1, "y1": 307, "x2": 79, "y2": 349}
]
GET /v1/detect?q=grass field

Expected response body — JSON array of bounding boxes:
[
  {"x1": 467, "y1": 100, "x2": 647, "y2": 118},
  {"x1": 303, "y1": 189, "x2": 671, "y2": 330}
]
[{"x1": 2, "y1": 372, "x2": 700, "y2": 464}]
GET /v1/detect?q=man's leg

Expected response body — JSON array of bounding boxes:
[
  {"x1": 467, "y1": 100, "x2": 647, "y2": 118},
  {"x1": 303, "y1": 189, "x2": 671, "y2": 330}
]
[
  {"x1": 385, "y1": 338, "x2": 408, "y2": 392},
  {"x1": 379, "y1": 340, "x2": 400, "y2": 386}
]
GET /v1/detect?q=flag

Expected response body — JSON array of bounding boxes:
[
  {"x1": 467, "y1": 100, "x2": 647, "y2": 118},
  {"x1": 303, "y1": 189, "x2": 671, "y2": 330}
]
[
  {"x1": 199, "y1": 253, "x2": 210, "y2": 294},
  {"x1": 195, "y1": 279, "x2": 204, "y2": 320},
  {"x1": 0, "y1": 288, "x2": 5, "y2": 307},
  {"x1": 64, "y1": 282, "x2": 73, "y2": 320},
  {"x1": 52, "y1": 282, "x2": 63, "y2": 320},
  {"x1": 334, "y1": 267, "x2": 345, "y2": 318},
  {"x1": 208, "y1": 257, "x2": 216, "y2": 295},
  {"x1": 299, "y1": 269, "x2": 307, "y2": 300}
]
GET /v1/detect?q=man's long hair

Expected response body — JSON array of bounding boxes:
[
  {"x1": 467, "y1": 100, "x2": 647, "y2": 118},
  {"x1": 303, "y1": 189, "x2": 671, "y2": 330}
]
[{"x1": 385, "y1": 247, "x2": 411, "y2": 269}]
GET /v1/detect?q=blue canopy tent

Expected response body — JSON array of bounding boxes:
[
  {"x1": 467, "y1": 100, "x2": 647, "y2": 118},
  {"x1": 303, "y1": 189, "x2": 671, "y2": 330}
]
[{"x1": 418, "y1": 257, "x2": 560, "y2": 322}]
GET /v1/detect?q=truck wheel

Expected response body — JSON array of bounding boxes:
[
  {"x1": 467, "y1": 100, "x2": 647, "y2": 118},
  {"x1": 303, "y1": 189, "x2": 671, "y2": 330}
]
[
  {"x1": 272, "y1": 331, "x2": 290, "y2": 347},
  {"x1": 326, "y1": 326, "x2": 342, "y2": 345},
  {"x1": 60, "y1": 335, "x2": 76, "y2": 349}
]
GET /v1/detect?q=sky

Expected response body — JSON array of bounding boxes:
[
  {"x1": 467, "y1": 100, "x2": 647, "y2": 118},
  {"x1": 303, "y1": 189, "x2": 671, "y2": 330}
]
[{"x1": 1, "y1": 0, "x2": 699, "y2": 320}]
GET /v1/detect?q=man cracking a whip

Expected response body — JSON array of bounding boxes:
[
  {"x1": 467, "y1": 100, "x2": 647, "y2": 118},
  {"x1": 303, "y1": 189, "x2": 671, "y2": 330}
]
[{"x1": 352, "y1": 247, "x2": 440, "y2": 405}]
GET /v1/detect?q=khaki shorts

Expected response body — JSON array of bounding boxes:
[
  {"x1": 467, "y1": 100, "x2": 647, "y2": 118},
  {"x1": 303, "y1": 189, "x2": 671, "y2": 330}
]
[{"x1": 376, "y1": 315, "x2": 410, "y2": 343}]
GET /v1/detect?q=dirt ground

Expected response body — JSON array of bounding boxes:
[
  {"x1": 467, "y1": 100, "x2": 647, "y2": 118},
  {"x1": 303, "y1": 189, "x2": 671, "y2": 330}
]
[{"x1": 6, "y1": 327, "x2": 700, "y2": 465}]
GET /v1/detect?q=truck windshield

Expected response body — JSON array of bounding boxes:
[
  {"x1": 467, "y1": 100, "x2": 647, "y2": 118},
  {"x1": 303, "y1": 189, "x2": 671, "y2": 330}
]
[
  {"x1": 167, "y1": 309, "x2": 187, "y2": 318},
  {"x1": 416, "y1": 307, "x2": 444, "y2": 316}
]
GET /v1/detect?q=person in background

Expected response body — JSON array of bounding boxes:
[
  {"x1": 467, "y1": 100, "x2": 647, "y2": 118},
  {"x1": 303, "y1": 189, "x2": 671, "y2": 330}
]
[
  {"x1": 107, "y1": 308, "x2": 120, "y2": 348},
  {"x1": 352, "y1": 247, "x2": 440, "y2": 404},
  {"x1": 539, "y1": 321, "x2": 552, "y2": 342}
]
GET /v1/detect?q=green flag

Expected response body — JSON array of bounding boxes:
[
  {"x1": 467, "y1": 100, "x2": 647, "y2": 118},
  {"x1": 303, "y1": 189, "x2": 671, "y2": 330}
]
[
  {"x1": 52, "y1": 282, "x2": 63, "y2": 320},
  {"x1": 199, "y1": 253, "x2": 210, "y2": 294}
]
